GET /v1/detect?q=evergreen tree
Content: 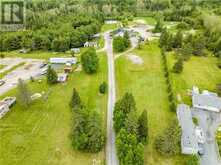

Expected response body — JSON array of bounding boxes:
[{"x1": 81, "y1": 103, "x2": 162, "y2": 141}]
[
  {"x1": 178, "y1": 43, "x2": 193, "y2": 61},
  {"x1": 125, "y1": 111, "x2": 138, "y2": 135},
  {"x1": 46, "y1": 65, "x2": 58, "y2": 84},
  {"x1": 123, "y1": 31, "x2": 131, "y2": 48},
  {"x1": 153, "y1": 19, "x2": 164, "y2": 33},
  {"x1": 172, "y1": 30, "x2": 183, "y2": 48},
  {"x1": 17, "y1": 78, "x2": 32, "y2": 108},
  {"x1": 160, "y1": 28, "x2": 173, "y2": 51},
  {"x1": 70, "y1": 88, "x2": 82, "y2": 110},
  {"x1": 113, "y1": 93, "x2": 137, "y2": 133},
  {"x1": 137, "y1": 110, "x2": 148, "y2": 143},
  {"x1": 72, "y1": 107, "x2": 104, "y2": 153},
  {"x1": 173, "y1": 58, "x2": 183, "y2": 73}
]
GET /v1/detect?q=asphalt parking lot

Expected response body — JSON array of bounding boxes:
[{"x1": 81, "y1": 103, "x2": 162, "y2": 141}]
[{"x1": 0, "y1": 58, "x2": 45, "y2": 96}]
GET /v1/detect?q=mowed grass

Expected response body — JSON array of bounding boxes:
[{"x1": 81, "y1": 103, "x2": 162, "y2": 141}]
[
  {"x1": 115, "y1": 42, "x2": 186, "y2": 165},
  {"x1": 134, "y1": 17, "x2": 156, "y2": 26},
  {"x1": 101, "y1": 23, "x2": 119, "y2": 32},
  {"x1": 0, "y1": 65, "x2": 5, "y2": 70},
  {"x1": 0, "y1": 53, "x2": 107, "y2": 165},
  {"x1": 167, "y1": 53, "x2": 221, "y2": 103}
]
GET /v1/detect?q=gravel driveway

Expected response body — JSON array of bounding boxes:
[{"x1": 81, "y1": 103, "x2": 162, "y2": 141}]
[{"x1": 0, "y1": 58, "x2": 45, "y2": 96}]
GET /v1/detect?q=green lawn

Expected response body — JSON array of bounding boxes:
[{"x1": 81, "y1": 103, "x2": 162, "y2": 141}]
[
  {"x1": 101, "y1": 23, "x2": 119, "y2": 32},
  {"x1": 0, "y1": 65, "x2": 5, "y2": 70},
  {"x1": 134, "y1": 17, "x2": 157, "y2": 26},
  {"x1": 167, "y1": 53, "x2": 221, "y2": 103},
  {"x1": 0, "y1": 53, "x2": 107, "y2": 165},
  {"x1": 115, "y1": 41, "x2": 186, "y2": 165}
]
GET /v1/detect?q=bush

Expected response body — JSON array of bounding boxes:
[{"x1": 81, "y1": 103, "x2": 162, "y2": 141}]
[
  {"x1": 155, "y1": 119, "x2": 181, "y2": 156},
  {"x1": 173, "y1": 58, "x2": 183, "y2": 73},
  {"x1": 81, "y1": 48, "x2": 99, "y2": 74},
  {"x1": 99, "y1": 82, "x2": 107, "y2": 94}
]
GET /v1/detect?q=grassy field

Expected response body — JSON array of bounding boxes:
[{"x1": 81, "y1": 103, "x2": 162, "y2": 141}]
[
  {"x1": 115, "y1": 41, "x2": 186, "y2": 165},
  {"x1": 0, "y1": 65, "x2": 5, "y2": 70},
  {"x1": 134, "y1": 17, "x2": 156, "y2": 26},
  {"x1": 0, "y1": 53, "x2": 107, "y2": 165},
  {"x1": 167, "y1": 53, "x2": 221, "y2": 103},
  {"x1": 101, "y1": 23, "x2": 119, "y2": 32}
]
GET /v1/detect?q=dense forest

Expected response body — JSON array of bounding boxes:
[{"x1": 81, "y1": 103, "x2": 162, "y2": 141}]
[{"x1": 1, "y1": 0, "x2": 221, "y2": 54}]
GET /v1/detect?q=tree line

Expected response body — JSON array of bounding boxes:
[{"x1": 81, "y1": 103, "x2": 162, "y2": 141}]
[{"x1": 114, "y1": 93, "x2": 148, "y2": 165}]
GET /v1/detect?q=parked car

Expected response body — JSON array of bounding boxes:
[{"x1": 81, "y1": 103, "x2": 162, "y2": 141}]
[{"x1": 0, "y1": 80, "x2": 5, "y2": 86}]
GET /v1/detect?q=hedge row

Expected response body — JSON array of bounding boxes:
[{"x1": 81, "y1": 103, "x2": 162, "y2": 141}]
[{"x1": 161, "y1": 49, "x2": 176, "y2": 112}]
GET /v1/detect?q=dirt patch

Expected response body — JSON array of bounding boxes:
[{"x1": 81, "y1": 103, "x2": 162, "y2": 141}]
[{"x1": 127, "y1": 54, "x2": 144, "y2": 65}]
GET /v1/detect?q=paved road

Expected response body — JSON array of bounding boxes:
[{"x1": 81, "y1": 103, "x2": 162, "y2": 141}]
[
  {"x1": 192, "y1": 109, "x2": 221, "y2": 165},
  {"x1": 104, "y1": 32, "x2": 118, "y2": 165}
]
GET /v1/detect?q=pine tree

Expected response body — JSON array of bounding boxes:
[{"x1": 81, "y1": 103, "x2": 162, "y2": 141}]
[
  {"x1": 123, "y1": 31, "x2": 131, "y2": 48},
  {"x1": 173, "y1": 58, "x2": 183, "y2": 73},
  {"x1": 46, "y1": 65, "x2": 58, "y2": 84},
  {"x1": 137, "y1": 110, "x2": 148, "y2": 143},
  {"x1": 173, "y1": 30, "x2": 183, "y2": 48},
  {"x1": 70, "y1": 88, "x2": 82, "y2": 110},
  {"x1": 17, "y1": 78, "x2": 32, "y2": 108}
]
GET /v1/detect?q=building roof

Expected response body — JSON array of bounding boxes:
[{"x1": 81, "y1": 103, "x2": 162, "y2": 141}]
[
  {"x1": 177, "y1": 104, "x2": 199, "y2": 154},
  {"x1": 192, "y1": 92, "x2": 221, "y2": 112},
  {"x1": 50, "y1": 58, "x2": 77, "y2": 64}
]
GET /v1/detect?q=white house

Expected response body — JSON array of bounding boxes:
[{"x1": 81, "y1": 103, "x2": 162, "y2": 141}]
[
  {"x1": 84, "y1": 42, "x2": 98, "y2": 48},
  {"x1": 49, "y1": 58, "x2": 77, "y2": 65}
]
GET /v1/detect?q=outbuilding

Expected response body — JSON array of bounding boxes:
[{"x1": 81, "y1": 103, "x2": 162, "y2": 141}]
[
  {"x1": 57, "y1": 73, "x2": 68, "y2": 83},
  {"x1": 49, "y1": 58, "x2": 77, "y2": 65}
]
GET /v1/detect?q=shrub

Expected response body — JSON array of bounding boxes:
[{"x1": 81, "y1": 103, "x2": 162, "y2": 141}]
[
  {"x1": 155, "y1": 119, "x2": 181, "y2": 156},
  {"x1": 99, "y1": 82, "x2": 108, "y2": 94}
]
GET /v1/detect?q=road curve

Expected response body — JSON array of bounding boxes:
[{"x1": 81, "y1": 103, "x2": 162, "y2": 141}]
[{"x1": 104, "y1": 32, "x2": 119, "y2": 165}]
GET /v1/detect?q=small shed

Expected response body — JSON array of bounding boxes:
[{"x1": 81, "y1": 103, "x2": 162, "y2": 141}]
[
  {"x1": 50, "y1": 58, "x2": 77, "y2": 65},
  {"x1": 57, "y1": 73, "x2": 68, "y2": 83}
]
